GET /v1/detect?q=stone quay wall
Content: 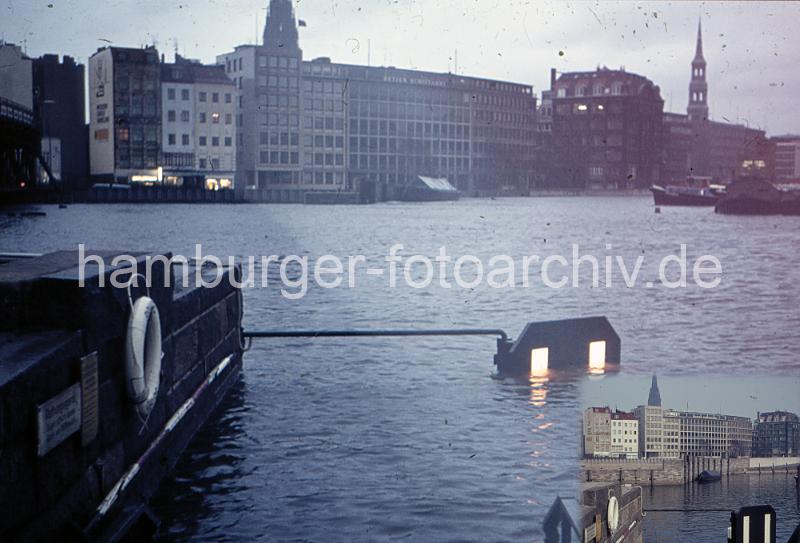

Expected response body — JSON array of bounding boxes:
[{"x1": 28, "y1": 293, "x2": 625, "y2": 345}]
[
  {"x1": 0, "y1": 252, "x2": 243, "y2": 541},
  {"x1": 582, "y1": 456, "x2": 751, "y2": 486}
]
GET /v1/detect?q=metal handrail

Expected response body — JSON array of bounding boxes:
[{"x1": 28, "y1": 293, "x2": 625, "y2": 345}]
[
  {"x1": 243, "y1": 328, "x2": 507, "y2": 340},
  {"x1": 241, "y1": 327, "x2": 509, "y2": 351}
]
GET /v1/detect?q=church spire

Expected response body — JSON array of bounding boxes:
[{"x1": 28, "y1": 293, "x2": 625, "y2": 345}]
[
  {"x1": 694, "y1": 19, "x2": 704, "y2": 61},
  {"x1": 687, "y1": 18, "x2": 709, "y2": 122},
  {"x1": 647, "y1": 375, "x2": 662, "y2": 407},
  {"x1": 263, "y1": 0, "x2": 299, "y2": 50}
]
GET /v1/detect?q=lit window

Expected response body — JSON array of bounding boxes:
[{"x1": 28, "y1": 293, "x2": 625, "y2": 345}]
[
  {"x1": 530, "y1": 347, "x2": 549, "y2": 375},
  {"x1": 589, "y1": 341, "x2": 606, "y2": 373}
]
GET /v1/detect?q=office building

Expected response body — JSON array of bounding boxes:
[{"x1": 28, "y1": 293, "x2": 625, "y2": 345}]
[
  {"x1": 752, "y1": 411, "x2": 800, "y2": 457},
  {"x1": 161, "y1": 55, "x2": 236, "y2": 190},
  {"x1": 89, "y1": 46, "x2": 161, "y2": 184},
  {"x1": 32, "y1": 54, "x2": 88, "y2": 189},
  {"x1": 633, "y1": 376, "x2": 681, "y2": 458},
  {"x1": 678, "y1": 411, "x2": 752, "y2": 458},
  {"x1": 0, "y1": 42, "x2": 33, "y2": 110},
  {"x1": 217, "y1": 0, "x2": 537, "y2": 202},
  {"x1": 771, "y1": 136, "x2": 800, "y2": 182}
]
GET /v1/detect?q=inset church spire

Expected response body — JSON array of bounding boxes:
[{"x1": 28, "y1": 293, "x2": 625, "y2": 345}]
[{"x1": 647, "y1": 375, "x2": 662, "y2": 407}]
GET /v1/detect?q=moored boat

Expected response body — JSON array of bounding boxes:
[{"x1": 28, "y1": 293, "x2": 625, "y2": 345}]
[
  {"x1": 696, "y1": 470, "x2": 722, "y2": 483},
  {"x1": 715, "y1": 178, "x2": 800, "y2": 215},
  {"x1": 650, "y1": 184, "x2": 724, "y2": 206}
]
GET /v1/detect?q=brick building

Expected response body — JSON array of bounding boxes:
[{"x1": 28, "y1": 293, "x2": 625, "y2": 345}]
[{"x1": 550, "y1": 67, "x2": 664, "y2": 189}]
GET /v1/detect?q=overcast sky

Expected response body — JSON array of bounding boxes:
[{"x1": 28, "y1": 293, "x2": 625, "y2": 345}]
[
  {"x1": 3, "y1": 1, "x2": 798, "y2": 134},
  {"x1": 581, "y1": 375, "x2": 800, "y2": 419}
]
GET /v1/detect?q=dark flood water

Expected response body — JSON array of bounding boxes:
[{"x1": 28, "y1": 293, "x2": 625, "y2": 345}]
[
  {"x1": 2, "y1": 197, "x2": 799, "y2": 540},
  {"x1": 643, "y1": 474, "x2": 800, "y2": 542}
]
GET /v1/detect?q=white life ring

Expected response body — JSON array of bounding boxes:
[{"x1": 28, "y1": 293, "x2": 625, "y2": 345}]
[
  {"x1": 607, "y1": 495, "x2": 620, "y2": 532},
  {"x1": 125, "y1": 296, "x2": 162, "y2": 419}
]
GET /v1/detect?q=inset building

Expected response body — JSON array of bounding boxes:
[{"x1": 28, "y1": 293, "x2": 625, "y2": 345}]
[
  {"x1": 752, "y1": 411, "x2": 800, "y2": 457},
  {"x1": 678, "y1": 411, "x2": 752, "y2": 458},
  {"x1": 583, "y1": 406, "x2": 611, "y2": 458},
  {"x1": 633, "y1": 376, "x2": 680, "y2": 458}
]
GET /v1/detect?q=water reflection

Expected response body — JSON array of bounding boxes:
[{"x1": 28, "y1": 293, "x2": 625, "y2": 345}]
[{"x1": 529, "y1": 373, "x2": 549, "y2": 407}]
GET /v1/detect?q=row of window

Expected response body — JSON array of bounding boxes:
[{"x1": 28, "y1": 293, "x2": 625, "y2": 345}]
[
  {"x1": 349, "y1": 119, "x2": 470, "y2": 139},
  {"x1": 348, "y1": 155, "x2": 469, "y2": 172},
  {"x1": 303, "y1": 79, "x2": 346, "y2": 95},
  {"x1": 349, "y1": 138, "x2": 469, "y2": 155},
  {"x1": 302, "y1": 171, "x2": 344, "y2": 185},
  {"x1": 165, "y1": 87, "x2": 233, "y2": 103},
  {"x1": 556, "y1": 83, "x2": 625, "y2": 98},
  {"x1": 165, "y1": 110, "x2": 233, "y2": 125}
]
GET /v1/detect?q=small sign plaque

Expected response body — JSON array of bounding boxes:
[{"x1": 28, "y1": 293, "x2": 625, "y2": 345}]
[
  {"x1": 81, "y1": 352, "x2": 100, "y2": 446},
  {"x1": 37, "y1": 383, "x2": 82, "y2": 456},
  {"x1": 584, "y1": 522, "x2": 597, "y2": 543}
]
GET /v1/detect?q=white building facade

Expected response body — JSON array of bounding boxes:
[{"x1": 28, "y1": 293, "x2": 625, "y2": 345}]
[
  {"x1": 610, "y1": 411, "x2": 639, "y2": 459},
  {"x1": 161, "y1": 56, "x2": 236, "y2": 190}
]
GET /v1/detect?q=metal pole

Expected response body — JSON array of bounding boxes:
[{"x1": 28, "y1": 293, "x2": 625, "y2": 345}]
[{"x1": 242, "y1": 328, "x2": 508, "y2": 341}]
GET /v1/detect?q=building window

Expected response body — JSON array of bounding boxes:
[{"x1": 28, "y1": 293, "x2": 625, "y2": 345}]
[
  {"x1": 199, "y1": 136, "x2": 207, "y2": 146},
  {"x1": 212, "y1": 136, "x2": 219, "y2": 146},
  {"x1": 199, "y1": 112, "x2": 206, "y2": 123},
  {"x1": 212, "y1": 92, "x2": 219, "y2": 103},
  {"x1": 167, "y1": 110, "x2": 176, "y2": 122},
  {"x1": 199, "y1": 91, "x2": 207, "y2": 102},
  {"x1": 181, "y1": 110, "x2": 190, "y2": 122},
  {"x1": 167, "y1": 88, "x2": 176, "y2": 100},
  {"x1": 224, "y1": 136, "x2": 232, "y2": 147},
  {"x1": 225, "y1": 93, "x2": 232, "y2": 104},
  {"x1": 225, "y1": 113, "x2": 232, "y2": 125},
  {"x1": 181, "y1": 88, "x2": 190, "y2": 100},
  {"x1": 168, "y1": 133, "x2": 176, "y2": 145},
  {"x1": 212, "y1": 112, "x2": 220, "y2": 123},
  {"x1": 199, "y1": 158, "x2": 207, "y2": 169}
]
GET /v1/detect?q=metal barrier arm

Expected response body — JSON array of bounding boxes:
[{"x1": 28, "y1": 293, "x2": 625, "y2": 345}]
[{"x1": 241, "y1": 328, "x2": 509, "y2": 352}]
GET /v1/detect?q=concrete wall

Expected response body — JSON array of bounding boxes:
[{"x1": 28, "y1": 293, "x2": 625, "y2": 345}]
[
  {"x1": 0, "y1": 252, "x2": 242, "y2": 541},
  {"x1": 749, "y1": 456, "x2": 800, "y2": 471}
]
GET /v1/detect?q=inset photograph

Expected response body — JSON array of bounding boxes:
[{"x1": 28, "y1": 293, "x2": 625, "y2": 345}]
[{"x1": 572, "y1": 375, "x2": 800, "y2": 543}]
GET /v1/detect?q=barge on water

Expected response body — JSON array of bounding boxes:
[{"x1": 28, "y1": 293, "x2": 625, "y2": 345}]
[
  {"x1": 715, "y1": 178, "x2": 800, "y2": 215},
  {"x1": 0, "y1": 251, "x2": 243, "y2": 542},
  {"x1": 650, "y1": 183, "x2": 725, "y2": 206}
]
